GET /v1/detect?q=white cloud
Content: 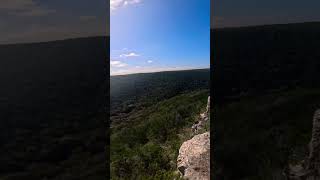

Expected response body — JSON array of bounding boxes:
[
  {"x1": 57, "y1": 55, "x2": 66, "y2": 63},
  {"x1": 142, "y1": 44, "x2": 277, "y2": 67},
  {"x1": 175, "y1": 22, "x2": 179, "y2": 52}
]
[
  {"x1": 120, "y1": 52, "x2": 140, "y2": 58},
  {"x1": 147, "y1": 60, "x2": 153, "y2": 63},
  {"x1": 0, "y1": 0, "x2": 56, "y2": 16},
  {"x1": 110, "y1": 60, "x2": 128, "y2": 67},
  {"x1": 124, "y1": 0, "x2": 141, "y2": 6},
  {"x1": 110, "y1": 0, "x2": 142, "y2": 11}
]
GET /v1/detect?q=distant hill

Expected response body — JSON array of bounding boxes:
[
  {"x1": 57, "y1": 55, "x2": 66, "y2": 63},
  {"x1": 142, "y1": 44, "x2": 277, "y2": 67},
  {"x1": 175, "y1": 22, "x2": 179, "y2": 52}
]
[
  {"x1": 110, "y1": 69, "x2": 210, "y2": 113},
  {"x1": 212, "y1": 22, "x2": 320, "y2": 103},
  {"x1": 0, "y1": 37, "x2": 108, "y2": 179}
]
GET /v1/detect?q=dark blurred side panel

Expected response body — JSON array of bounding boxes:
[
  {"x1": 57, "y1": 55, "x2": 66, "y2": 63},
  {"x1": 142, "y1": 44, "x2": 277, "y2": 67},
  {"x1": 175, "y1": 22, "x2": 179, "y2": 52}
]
[
  {"x1": 0, "y1": 36, "x2": 109, "y2": 179},
  {"x1": 212, "y1": 22, "x2": 320, "y2": 179},
  {"x1": 213, "y1": 23, "x2": 320, "y2": 104},
  {"x1": 0, "y1": 0, "x2": 109, "y2": 179}
]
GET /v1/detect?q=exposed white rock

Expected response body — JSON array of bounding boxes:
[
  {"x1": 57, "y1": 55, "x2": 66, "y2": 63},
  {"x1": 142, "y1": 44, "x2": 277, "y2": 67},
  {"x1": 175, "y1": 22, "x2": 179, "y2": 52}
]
[
  {"x1": 206, "y1": 96, "x2": 210, "y2": 114},
  {"x1": 308, "y1": 109, "x2": 320, "y2": 172},
  {"x1": 177, "y1": 96, "x2": 211, "y2": 180},
  {"x1": 192, "y1": 96, "x2": 210, "y2": 134},
  {"x1": 177, "y1": 132, "x2": 210, "y2": 180},
  {"x1": 287, "y1": 109, "x2": 320, "y2": 179}
]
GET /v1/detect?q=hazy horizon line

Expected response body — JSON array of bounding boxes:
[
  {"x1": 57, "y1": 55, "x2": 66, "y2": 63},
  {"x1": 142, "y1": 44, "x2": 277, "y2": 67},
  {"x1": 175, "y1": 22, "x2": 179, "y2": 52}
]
[
  {"x1": 212, "y1": 20, "x2": 320, "y2": 30},
  {"x1": 110, "y1": 67, "x2": 210, "y2": 77},
  {"x1": 0, "y1": 35, "x2": 108, "y2": 46}
]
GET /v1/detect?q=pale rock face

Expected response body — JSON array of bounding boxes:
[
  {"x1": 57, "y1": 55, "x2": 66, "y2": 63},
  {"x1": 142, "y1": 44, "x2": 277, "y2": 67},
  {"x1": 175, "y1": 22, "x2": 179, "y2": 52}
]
[
  {"x1": 177, "y1": 96, "x2": 211, "y2": 179},
  {"x1": 308, "y1": 109, "x2": 320, "y2": 171},
  {"x1": 177, "y1": 132, "x2": 210, "y2": 180},
  {"x1": 287, "y1": 109, "x2": 320, "y2": 179},
  {"x1": 192, "y1": 96, "x2": 210, "y2": 133},
  {"x1": 206, "y1": 96, "x2": 210, "y2": 114}
]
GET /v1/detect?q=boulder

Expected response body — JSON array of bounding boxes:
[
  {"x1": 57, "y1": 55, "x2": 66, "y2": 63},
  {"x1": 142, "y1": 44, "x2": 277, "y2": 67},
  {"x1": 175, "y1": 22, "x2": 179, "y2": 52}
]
[{"x1": 177, "y1": 132, "x2": 210, "y2": 180}]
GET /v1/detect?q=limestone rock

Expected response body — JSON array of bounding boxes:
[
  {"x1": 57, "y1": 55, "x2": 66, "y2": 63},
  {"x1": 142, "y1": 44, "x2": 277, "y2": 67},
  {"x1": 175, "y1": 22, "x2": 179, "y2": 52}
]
[
  {"x1": 177, "y1": 132, "x2": 210, "y2": 180},
  {"x1": 192, "y1": 96, "x2": 210, "y2": 133},
  {"x1": 308, "y1": 109, "x2": 320, "y2": 172},
  {"x1": 287, "y1": 109, "x2": 320, "y2": 179},
  {"x1": 205, "y1": 96, "x2": 210, "y2": 114}
]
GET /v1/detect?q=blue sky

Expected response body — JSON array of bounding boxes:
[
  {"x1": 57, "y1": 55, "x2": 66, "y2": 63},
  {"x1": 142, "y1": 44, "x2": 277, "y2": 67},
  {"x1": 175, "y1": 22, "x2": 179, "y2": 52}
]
[{"x1": 110, "y1": 0, "x2": 210, "y2": 75}]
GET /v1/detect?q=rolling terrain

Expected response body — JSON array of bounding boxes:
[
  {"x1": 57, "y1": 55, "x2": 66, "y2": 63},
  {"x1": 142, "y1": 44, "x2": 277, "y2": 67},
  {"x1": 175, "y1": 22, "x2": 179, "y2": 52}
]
[
  {"x1": 110, "y1": 69, "x2": 210, "y2": 179},
  {"x1": 110, "y1": 69, "x2": 210, "y2": 126}
]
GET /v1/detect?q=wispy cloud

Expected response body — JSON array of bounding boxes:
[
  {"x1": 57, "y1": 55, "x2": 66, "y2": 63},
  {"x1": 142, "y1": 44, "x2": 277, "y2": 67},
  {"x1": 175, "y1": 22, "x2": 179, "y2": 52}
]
[
  {"x1": 110, "y1": 0, "x2": 142, "y2": 12},
  {"x1": 147, "y1": 60, "x2": 153, "y2": 63},
  {"x1": 120, "y1": 52, "x2": 140, "y2": 58},
  {"x1": 0, "y1": 0, "x2": 56, "y2": 16},
  {"x1": 111, "y1": 60, "x2": 128, "y2": 68}
]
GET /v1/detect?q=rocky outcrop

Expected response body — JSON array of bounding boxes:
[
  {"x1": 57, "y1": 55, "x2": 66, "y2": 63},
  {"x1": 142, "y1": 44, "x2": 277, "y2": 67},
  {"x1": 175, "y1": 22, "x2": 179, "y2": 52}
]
[
  {"x1": 308, "y1": 109, "x2": 320, "y2": 172},
  {"x1": 192, "y1": 96, "x2": 210, "y2": 134},
  {"x1": 287, "y1": 109, "x2": 320, "y2": 179},
  {"x1": 177, "y1": 132, "x2": 210, "y2": 180},
  {"x1": 178, "y1": 96, "x2": 210, "y2": 180}
]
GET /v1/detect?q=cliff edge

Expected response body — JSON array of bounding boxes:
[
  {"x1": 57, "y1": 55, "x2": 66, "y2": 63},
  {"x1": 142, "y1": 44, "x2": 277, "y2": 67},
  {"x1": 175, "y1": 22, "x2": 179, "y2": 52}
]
[{"x1": 177, "y1": 96, "x2": 210, "y2": 180}]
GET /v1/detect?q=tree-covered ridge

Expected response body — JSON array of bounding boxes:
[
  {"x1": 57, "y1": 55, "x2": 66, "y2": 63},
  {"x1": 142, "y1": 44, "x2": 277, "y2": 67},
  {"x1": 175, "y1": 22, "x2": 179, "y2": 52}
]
[{"x1": 110, "y1": 69, "x2": 210, "y2": 112}]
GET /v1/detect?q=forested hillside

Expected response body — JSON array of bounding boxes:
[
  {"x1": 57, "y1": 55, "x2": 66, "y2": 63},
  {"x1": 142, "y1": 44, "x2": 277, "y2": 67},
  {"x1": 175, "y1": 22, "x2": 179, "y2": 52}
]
[
  {"x1": 111, "y1": 90, "x2": 209, "y2": 179},
  {"x1": 110, "y1": 69, "x2": 210, "y2": 116},
  {"x1": 110, "y1": 70, "x2": 210, "y2": 179}
]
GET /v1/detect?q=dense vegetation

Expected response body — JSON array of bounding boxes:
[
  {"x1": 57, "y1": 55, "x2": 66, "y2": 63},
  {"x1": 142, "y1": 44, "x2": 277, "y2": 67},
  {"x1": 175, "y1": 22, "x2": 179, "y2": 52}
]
[
  {"x1": 212, "y1": 22, "x2": 320, "y2": 179},
  {"x1": 111, "y1": 90, "x2": 209, "y2": 179},
  {"x1": 110, "y1": 70, "x2": 210, "y2": 179},
  {"x1": 110, "y1": 69, "x2": 210, "y2": 111},
  {"x1": 0, "y1": 37, "x2": 108, "y2": 179}
]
